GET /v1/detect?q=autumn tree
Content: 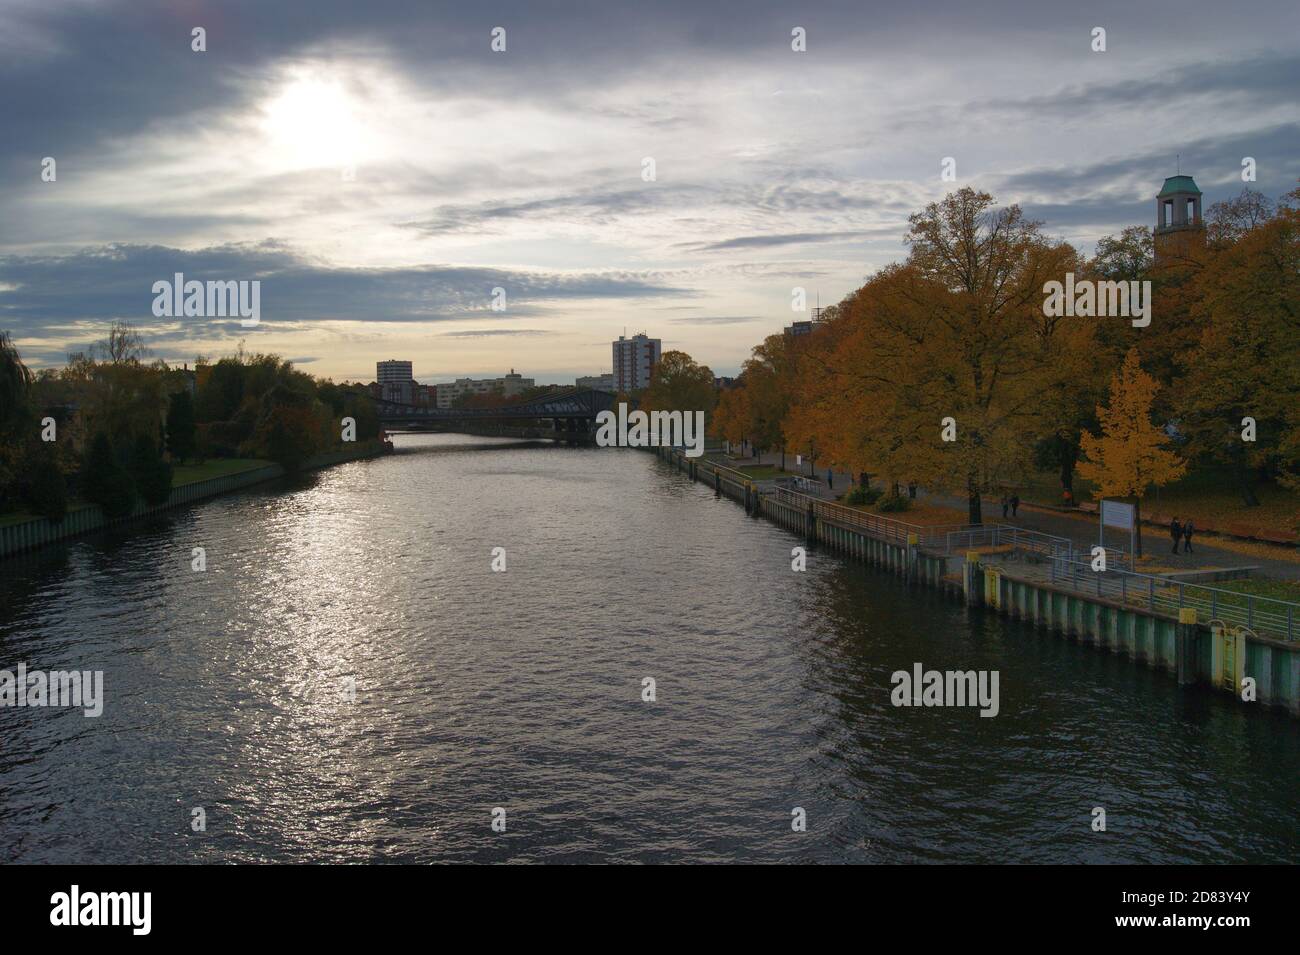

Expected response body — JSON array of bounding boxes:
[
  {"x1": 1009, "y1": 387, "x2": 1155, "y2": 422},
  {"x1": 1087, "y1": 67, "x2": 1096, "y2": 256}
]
[
  {"x1": 640, "y1": 350, "x2": 716, "y2": 419},
  {"x1": 1076, "y1": 348, "x2": 1186, "y2": 555},
  {"x1": 710, "y1": 382, "x2": 751, "y2": 448},
  {"x1": 1177, "y1": 185, "x2": 1300, "y2": 502},
  {"x1": 729, "y1": 333, "x2": 797, "y2": 460},
  {"x1": 879, "y1": 188, "x2": 1084, "y2": 521}
]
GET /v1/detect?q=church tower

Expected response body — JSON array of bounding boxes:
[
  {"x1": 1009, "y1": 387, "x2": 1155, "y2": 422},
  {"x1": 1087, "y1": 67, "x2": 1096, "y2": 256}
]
[{"x1": 1154, "y1": 173, "x2": 1204, "y2": 263}]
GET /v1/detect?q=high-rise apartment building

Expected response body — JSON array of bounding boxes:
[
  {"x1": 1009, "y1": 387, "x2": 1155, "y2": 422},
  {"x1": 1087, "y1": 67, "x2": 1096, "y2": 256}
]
[
  {"x1": 376, "y1": 360, "x2": 415, "y2": 404},
  {"x1": 612, "y1": 333, "x2": 661, "y2": 392}
]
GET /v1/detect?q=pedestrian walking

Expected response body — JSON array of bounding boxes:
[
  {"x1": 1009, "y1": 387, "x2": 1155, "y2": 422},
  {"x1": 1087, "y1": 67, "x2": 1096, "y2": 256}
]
[
  {"x1": 826, "y1": 467, "x2": 833, "y2": 490},
  {"x1": 1001, "y1": 494, "x2": 1009, "y2": 518},
  {"x1": 1010, "y1": 494, "x2": 1020, "y2": 517},
  {"x1": 1170, "y1": 518, "x2": 1183, "y2": 554},
  {"x1": 908, "y1": 481, "x2": 917, "y2": 500},
  {"x1": 1183, "y1": 519, "x2": 1195, "y2": 554}
]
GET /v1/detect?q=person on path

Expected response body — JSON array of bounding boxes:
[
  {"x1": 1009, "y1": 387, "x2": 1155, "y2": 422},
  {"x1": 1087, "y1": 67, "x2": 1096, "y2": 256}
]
[
  {"x1": 1010, "y1": 494, "x2": 1020, "y2": 517},
  {"x1": 1001, "y1": 495, "x2": 1009, "y2": 518},
  {"x1": 1183, "y1": 519, "x2": 1195, "y2": 554},
  {"x1": 1170, "y1": 518, "x2": 1183, "y2": 554},
  {"x1": 826, "y1": 468, "x2": 833, "y2": 490}
]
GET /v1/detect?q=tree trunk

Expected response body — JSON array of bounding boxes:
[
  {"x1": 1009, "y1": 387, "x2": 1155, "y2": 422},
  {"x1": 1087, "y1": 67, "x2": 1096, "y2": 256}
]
[
  {"x1": 968, "y1": 471, "x2": 982, "y2": 524},
  {"x1": 1233, "y1": 447, "x2": 1260, "y2": 507},
  {"x1": 1134, "y1": 496, "x2": 1143, "y2": 558},
  {"x1": 1059, "y1": 457, "x2": 1074, "y2": 499}
]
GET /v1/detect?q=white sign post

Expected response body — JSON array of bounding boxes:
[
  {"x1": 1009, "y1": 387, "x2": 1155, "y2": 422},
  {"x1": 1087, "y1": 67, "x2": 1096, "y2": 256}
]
[{"x1": 1099, "y1": 499, "x2": 1136, "y2": 561}]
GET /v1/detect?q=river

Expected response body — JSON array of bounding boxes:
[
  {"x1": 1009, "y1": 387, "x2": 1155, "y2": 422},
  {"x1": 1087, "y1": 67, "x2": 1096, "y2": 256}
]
[{"x1": 1, "y1": 433, "x2": 1296, "y2": 863}]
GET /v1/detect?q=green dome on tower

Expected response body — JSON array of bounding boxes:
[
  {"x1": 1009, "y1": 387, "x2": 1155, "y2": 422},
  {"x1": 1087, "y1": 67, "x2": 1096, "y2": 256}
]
[{"x1": 1157, "y1": 175, "x2": 1201, "y2": 198}]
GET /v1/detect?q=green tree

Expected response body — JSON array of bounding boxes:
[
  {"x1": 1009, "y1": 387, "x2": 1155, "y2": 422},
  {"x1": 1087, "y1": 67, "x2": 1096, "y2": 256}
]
[
  {"x1": 166, "y1": 390, "x2": 197, "y2": 463},
  {"x1": 130, "y1": 433, "x2": 174, "y2": 506},
  {"x1": 82, "y1": 432, "x2": 136, "y2": 519},
  {"x1": 21, "y1": 443, "x2": 68, "y2": 522},
  {"x1": 0, "y1": 331, "x2": 33, "y2": 438}
]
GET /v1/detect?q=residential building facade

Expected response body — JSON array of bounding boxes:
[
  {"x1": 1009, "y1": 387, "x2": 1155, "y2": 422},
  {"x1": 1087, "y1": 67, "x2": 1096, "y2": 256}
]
[
  {"x1": 435, "y1": 370, "x2": 536, "y2": 409},
  {"x1": 612, "y1": 333, "x2": 661, "y2": 392}
]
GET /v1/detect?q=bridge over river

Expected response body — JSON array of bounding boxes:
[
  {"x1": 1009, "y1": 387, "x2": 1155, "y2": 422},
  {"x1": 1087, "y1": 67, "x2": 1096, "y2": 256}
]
[{"x1": 371, "y1": 388, "x2": 618, "y2": 441}]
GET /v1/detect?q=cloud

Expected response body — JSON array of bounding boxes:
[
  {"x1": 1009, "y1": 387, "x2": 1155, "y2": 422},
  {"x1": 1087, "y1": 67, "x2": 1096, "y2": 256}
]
[
  {"x1": 669, "y1": 315, "x2": 761, "y2": 325},
  {"x1": 435, "y1": 328, "x2": 552, "y2": 338},
  {"x1": 681, "y1": 231, "x2": 882, "y2": 252},
  {"x1": 0, "y1": 241, "x2": 693, "y2": 344}
]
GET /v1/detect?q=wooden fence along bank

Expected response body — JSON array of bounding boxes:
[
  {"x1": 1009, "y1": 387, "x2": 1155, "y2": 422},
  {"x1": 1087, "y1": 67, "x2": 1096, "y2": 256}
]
[{"x1": 654, "y1": 446, "x2": 1300, "y2": 718}]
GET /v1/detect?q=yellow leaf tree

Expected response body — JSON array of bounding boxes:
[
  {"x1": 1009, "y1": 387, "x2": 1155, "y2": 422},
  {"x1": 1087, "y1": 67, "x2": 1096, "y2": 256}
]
[{"x1": 1076, "y1": 347, "x2": 1186, "y2": 555}]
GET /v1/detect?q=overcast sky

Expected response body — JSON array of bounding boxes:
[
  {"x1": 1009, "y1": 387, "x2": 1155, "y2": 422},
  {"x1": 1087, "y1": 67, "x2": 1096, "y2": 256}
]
[{"x1": 1, "y1": 0, "x2": 1297, "y2": 382}]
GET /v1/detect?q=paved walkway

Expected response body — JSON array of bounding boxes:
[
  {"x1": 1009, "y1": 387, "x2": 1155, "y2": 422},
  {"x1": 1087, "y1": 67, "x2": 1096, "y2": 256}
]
[{"x1": 717, "y1": 444, "x2": 1300, "y2": 581}]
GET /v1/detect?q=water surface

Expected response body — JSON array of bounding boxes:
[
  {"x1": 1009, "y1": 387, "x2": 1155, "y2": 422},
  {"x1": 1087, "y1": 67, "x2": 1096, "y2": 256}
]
[{"x1": 1, "y1": 434, "x2": 1295, "y2": 863}]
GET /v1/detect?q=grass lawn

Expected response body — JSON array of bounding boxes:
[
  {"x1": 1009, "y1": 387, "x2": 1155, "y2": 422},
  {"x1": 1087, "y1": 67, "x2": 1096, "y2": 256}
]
[
  {"x1": 736, "y1": 465, "x2": 786, "y2": 480},
  {"x1": 172, "y1": 458, "x2": 270, "y2": 486},
  {"x1": 0, "y1": 458, "x2": 271, "y2": 527},
  {"x1": 1214, "y1": 579, "x2": 1300, "y2": 604},
  {"x1": 1020, "y1": 467, "x2": 1300, "y2": 543},
  {"x1": 838, "y1": 498, "x2": 969, "y2": 526}
]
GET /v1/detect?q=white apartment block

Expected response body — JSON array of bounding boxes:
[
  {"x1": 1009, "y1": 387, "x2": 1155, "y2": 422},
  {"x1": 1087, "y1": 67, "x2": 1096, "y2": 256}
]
[
  {"x1": 377, "y1": 360, "x2": 415, "y2": 404},
  {"x1": 435, "y1": 369, "x2": 535, "y2": 409},
  {"x1": 612, "y1": 333, "x2": 661, "y2": 392}
]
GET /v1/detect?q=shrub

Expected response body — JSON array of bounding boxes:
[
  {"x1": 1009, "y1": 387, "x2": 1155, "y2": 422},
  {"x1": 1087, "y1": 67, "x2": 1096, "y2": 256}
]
[
  {"x1": 165, "y1": 390, "x2": 197, "y2": 463},
  {"x1": 21, "y1": 445, "x2": 67, "y2": 522},
  {"x1": 253, "y1": 397, "x2": 321, "y2": 473},
  {"x1": 877, "y1": 494, "x2": 912, "y2": 512},
  {"x1": 130, "y1": 433, "x2": 174, "y2": 506},
  {"x1": 845, "y1": 485, "x2": 883, "y2": 506},
  {"x1": 81, "y1": 432, "x2": 136, "y2": 519}
]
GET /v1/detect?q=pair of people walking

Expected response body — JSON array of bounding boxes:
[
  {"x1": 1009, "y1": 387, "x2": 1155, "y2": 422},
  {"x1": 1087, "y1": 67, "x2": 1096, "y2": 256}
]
[
  {"x1": 1171, "y1": 518, "x2": 1195, "y2": 554},
  {"x1": 1000, "y1": 494, "x2": 1020, "y2": 519}
]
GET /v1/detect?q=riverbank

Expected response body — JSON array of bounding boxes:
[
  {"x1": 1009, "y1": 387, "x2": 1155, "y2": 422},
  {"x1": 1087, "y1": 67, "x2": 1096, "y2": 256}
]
[
  {"x1": 657, "y1": 446, "x2": 1300, "y2": 717},
  {"x1": 0, "y1": 441, "x2": 389, "y2": 560}
]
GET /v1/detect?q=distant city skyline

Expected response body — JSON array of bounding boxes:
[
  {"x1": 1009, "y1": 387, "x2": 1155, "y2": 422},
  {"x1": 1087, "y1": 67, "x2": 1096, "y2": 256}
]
[{"x1": 2, "y1": 0, "x2": 1297, "y2": 382}]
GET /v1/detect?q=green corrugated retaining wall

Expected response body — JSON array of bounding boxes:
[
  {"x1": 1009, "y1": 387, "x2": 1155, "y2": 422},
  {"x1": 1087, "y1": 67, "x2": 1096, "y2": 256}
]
[{"x1": 654, "y1": 445, "x2": 1300, "y2": 716}]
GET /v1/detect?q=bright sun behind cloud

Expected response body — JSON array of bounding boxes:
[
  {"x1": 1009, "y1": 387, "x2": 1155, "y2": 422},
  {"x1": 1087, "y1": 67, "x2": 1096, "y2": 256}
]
[{"x1": 260, "y1": 73, "x2": 371, "y2": 171}]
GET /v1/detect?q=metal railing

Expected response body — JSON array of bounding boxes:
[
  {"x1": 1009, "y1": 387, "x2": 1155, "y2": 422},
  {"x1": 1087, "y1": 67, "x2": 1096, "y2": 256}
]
[
  {"x1": 769, "y1": 488, "x2": 967, "y2": 548},
  {"x1": 943, "y1": 525, "x2": 1076, "y2": 562},
  {"x1": 1049, "y1": 556, "x2": 1298, "y2": 642},
  {"x1": 772, "y1": 487, "x2": 1078, "y2": 559},
  {"x1": 701, "y1": 459, "x2": 752, "y2": 486}
]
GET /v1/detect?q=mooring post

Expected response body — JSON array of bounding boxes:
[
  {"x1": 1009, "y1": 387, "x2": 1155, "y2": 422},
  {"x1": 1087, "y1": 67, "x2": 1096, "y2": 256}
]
[
  {"x1": 1177, "y1": 608, "x2": 1199, "y2": 686},
  {"x1": 964, "y1": 551, "x2": 982, "y2": 607},
  {"x1": 906, "y1": 532, "x2": 919, "y2": 585},
  {"x1": 714, "y1": 470, "x2": 721, "y2": 497},
  {"x1": 806, "y1": 504, "x2": 816, "y2": 544}
]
